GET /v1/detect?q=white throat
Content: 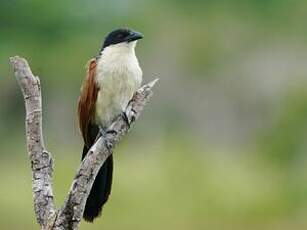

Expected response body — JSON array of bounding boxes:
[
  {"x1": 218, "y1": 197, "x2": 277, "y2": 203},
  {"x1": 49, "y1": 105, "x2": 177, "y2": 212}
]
[{"x1": 100, "y1": 41, "x2": 137, "y2": 58}]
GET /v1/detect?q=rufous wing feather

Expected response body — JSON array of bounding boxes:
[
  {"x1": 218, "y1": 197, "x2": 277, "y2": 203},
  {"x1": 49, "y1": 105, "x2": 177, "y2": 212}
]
[{"x1": 78, "y1": 58, "x2": 99, "y2": 146}]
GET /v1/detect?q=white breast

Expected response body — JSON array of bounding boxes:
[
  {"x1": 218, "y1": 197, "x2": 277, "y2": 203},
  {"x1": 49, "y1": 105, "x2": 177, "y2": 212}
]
[{"x1": 95, "y1": 41, "x2": 143, "y2": 127}]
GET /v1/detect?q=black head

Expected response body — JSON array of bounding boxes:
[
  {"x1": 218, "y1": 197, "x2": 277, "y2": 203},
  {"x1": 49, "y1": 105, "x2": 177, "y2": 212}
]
[{"x1": 102, "y1": 28, "x2": 143, "y2": 50}]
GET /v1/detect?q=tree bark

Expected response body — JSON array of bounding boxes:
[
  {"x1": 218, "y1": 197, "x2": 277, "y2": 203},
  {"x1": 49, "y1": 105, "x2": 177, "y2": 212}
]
[{"x1": 9, "y1": 56, "x2": 158, "y2": 230}]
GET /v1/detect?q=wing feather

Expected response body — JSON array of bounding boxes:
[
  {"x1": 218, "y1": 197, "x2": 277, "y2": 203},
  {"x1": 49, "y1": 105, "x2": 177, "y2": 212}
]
[{"x1": 78, "y1": 58, "x2": 99, "y2": 146}]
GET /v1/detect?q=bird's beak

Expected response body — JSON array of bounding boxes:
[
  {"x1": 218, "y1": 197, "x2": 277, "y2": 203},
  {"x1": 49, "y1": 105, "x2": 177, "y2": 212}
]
[{"x1": 127, "y1": 31, "x2": 144, "y2": 42}]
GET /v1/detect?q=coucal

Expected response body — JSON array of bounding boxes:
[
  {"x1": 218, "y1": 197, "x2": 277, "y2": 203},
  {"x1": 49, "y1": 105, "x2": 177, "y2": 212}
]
[{"x1": 78, "y1": 28, "x2": 143, "y2": 222}]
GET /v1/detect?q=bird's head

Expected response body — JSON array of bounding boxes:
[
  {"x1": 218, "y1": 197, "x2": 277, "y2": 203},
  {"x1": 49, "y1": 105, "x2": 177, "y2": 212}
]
[{"x1": 101, "y1": 28, "x2": 143, "y2": 53}]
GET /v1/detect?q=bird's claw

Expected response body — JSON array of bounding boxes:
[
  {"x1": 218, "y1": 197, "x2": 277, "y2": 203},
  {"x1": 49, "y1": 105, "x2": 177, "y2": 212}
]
[
  {"x1": 96, "y1": 128, "x2": 114, "y2": 149},
  {"x1": 94, "y1": 127, "x2": 107, "y2": 142},
  {"x1": 121, "y1": 111, "x2": 130, "y2": 128}
]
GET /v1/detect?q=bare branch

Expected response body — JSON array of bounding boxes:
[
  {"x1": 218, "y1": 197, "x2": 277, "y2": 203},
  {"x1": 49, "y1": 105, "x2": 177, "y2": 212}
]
[
  {"x1": 10, "y1": 55, "x2": 158, "y2": 230},
  {"x1": 9, "y1": 56, "x2": 56, "y2": 228}
]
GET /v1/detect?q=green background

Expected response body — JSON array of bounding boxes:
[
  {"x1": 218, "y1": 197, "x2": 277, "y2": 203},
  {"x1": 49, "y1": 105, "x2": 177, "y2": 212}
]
[{"x1": 1, "y1": 0, "x2": 307, "y2": 229}]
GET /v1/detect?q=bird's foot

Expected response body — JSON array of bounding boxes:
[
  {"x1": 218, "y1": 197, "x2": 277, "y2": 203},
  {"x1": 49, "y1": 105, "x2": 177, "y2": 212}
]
[
  {"x1": 94, "y1": 127, "x2": 107, "y2": 142},
  {"x1": 99, "y1": 128, "x2": 108, "y2": 138},
  {"x1": 96, "y1": 127, "x2": 115, "y2": 149},
  {"x1": 121, "y1": 111, "x2": 130, "y2": 128}
]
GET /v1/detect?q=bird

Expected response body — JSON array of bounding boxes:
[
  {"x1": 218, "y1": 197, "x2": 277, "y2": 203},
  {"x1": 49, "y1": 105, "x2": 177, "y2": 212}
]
[{"x1": 77, "y1": 28, "x2": 143, "y2": 222}]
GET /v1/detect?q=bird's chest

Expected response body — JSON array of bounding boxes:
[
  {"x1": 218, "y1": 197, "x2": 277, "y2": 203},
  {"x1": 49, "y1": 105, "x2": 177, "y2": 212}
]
[{"x1": 94, "y1": 55, "x2": 142, "y2": 127}]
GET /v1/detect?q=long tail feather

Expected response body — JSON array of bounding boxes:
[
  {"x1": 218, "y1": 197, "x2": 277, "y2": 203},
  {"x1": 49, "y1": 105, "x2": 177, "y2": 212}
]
[{"x1": 81, "y1": 124, "x2": 113, "y2": 222}]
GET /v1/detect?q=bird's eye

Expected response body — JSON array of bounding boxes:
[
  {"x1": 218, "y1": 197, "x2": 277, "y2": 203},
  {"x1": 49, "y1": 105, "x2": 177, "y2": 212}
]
[{"x1": 117, "y1": 33, "x2": 124, "y2": 39}]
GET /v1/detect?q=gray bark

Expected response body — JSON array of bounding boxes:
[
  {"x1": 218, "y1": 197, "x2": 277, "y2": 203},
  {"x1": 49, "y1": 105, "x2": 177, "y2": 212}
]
[{"x1": 9, "y1": 56, "x2": 158, "y2": 230}]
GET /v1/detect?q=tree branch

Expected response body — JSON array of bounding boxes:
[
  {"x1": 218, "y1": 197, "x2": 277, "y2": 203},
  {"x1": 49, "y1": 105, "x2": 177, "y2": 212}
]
[
  {"x1": 10, "y1": 56, "x2": 56, "y2": 227},
  {"x1": 10, "y1": 55, "x2": 158, "y2": 230}
]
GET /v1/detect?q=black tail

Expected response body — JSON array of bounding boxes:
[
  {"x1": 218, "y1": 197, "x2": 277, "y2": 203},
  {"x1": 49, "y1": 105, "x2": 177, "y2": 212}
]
[{"x1": 82, "y1": 143, "x2": 113, "y2": 222}]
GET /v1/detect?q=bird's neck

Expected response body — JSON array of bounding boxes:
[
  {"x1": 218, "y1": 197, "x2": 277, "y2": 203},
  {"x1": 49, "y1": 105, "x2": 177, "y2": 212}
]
[
  {"x1": 100, "y1": 42, "x2": 137, "y2": 61},
  {"x1": 96, "y1": 42, "x2": 140, "y2": 76}
]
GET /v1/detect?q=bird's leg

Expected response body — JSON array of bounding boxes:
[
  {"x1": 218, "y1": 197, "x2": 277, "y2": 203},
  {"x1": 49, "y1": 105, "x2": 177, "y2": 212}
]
[
  {"x1": 95, "y1": 110, "x2": 130, "y2": 144},
  {"x1": 94, "y1": 127, "x2": 107, "y2": 142},
  {"x1": 121, "y1": 111, "x2": 130, "y2": 128},
  {"x1": 99, "y1": 127, "x2": 108, "y2": 138},
  {"x1": 94, "y1": 127, "x2": 115, "y2": 149}
]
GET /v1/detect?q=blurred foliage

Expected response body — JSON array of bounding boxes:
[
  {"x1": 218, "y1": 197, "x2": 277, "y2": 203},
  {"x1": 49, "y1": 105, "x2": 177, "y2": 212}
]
[
  {"x1": 259, "y1": 87, "x2": 307, "y2": 167},
  {"x1": 1, "y1": 140, "x2": 307, "y2": 229},
  {"x1": 1, "y1": 0, "x2": 307, "y2": 229}
]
